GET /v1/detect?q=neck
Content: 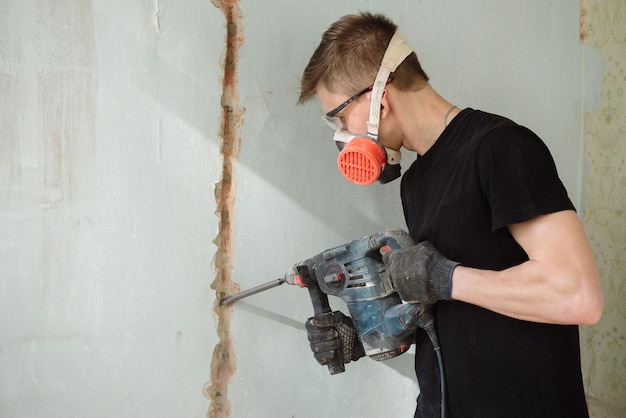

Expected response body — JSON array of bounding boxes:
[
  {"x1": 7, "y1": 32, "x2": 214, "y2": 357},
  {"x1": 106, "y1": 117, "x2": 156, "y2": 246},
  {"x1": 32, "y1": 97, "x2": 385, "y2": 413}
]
[{"x1": 394, "y1": 85, "x2": 459, "y2": 155}]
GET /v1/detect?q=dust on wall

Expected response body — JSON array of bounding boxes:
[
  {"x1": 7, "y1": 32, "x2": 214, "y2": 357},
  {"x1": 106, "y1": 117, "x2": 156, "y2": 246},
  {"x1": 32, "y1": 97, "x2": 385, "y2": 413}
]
[{"x1": 204, "y1": 1, "x2": 244, "y2": 418}]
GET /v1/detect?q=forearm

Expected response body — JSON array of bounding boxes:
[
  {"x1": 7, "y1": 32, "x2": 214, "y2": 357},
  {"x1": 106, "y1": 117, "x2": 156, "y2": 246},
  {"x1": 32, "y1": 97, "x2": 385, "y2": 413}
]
[{"x1": 451, "y1": 263, "x2": 600, "y2": 325}]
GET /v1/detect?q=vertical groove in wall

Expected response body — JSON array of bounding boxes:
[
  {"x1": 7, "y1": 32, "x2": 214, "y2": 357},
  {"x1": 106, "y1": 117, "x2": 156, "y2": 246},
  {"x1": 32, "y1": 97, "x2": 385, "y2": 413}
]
[{"x1": 204, "y1": 1, "x2": 244, "y2": 418}]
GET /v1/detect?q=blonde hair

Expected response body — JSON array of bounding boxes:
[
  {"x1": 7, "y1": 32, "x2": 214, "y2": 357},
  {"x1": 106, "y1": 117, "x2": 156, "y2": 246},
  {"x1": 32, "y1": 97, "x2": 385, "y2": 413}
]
[{"x1": 299, "y1": 12, "x2": 429, "y2": 104}]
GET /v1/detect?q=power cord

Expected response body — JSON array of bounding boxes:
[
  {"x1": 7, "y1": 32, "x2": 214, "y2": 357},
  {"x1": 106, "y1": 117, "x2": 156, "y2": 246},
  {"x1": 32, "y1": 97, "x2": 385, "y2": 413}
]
[{"x1": 422, "y1": 324, "x2": 447, "y2": 418}]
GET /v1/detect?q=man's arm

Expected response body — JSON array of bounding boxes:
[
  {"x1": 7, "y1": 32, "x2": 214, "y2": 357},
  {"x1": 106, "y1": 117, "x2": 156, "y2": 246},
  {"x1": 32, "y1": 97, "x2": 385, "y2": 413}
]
[{"x1": 451, "y1": 210, "x2": 604, "y2": 325}]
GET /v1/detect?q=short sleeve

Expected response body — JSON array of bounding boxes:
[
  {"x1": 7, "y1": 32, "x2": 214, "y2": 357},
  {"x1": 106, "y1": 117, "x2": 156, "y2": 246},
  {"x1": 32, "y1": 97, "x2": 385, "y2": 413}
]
[{"x1": 476, "y1": 126, "x2": 575, "y2": 231}]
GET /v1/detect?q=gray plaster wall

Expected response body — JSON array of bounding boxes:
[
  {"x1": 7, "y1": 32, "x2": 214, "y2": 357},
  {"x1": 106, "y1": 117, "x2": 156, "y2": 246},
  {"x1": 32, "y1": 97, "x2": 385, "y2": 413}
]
[
  {"x1": 1, "y1": 1, "x2": 222, "y2": 416},
  {"x1": 0, "y1": 1, "x2": 603, "y2": 418}
]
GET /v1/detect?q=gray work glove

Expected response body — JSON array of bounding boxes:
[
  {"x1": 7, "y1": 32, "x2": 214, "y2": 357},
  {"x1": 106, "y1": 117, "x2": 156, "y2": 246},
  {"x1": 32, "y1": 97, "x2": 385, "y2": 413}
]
[
  {"x1": 382, "y1": 241, "x2": 460, "y2": 305},
  {"x1": 305, "y1": 311, "x2": 365, "y2": 366}
]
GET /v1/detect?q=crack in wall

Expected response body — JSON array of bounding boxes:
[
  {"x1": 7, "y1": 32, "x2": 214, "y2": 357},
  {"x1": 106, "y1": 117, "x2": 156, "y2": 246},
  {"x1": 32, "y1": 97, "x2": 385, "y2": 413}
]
[
  {"x1": 204, "y1": 1, "x2": 244, "y2": 418},
  {"x1": 579, "y1": 0, "x2": 586, "y2": 43}
]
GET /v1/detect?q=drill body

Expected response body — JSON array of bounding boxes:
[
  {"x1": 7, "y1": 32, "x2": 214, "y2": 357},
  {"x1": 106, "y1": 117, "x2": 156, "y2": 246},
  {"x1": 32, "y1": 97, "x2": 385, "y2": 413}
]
[{"x1": 285, "y1": 229, "x2": 426, "y2": 374}]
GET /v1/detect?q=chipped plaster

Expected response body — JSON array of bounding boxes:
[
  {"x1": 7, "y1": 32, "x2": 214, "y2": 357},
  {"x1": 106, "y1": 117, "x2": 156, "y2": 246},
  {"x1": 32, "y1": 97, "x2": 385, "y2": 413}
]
[{"x1": 204, "y1": 1, "x2": 244, "y2": 417}]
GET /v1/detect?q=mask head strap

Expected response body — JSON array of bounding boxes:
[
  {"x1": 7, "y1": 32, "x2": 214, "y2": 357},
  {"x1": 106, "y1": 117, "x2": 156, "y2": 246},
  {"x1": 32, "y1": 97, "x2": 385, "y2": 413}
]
[{"x1": 366, "y1": 32, "x2": 413, "y2": 140}]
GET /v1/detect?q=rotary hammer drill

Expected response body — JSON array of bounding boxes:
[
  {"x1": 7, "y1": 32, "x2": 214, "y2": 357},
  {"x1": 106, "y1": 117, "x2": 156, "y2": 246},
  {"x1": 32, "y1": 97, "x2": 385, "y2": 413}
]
[{"x1": 220, "y1": 228, "x2": 436, "y2": 374}]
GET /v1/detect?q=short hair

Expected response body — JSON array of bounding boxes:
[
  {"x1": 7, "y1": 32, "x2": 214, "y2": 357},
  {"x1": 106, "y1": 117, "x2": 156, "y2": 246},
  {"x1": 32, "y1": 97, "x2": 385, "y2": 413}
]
[{"x1": 298, "y1": 12, "x2": 429, "y2": 104}]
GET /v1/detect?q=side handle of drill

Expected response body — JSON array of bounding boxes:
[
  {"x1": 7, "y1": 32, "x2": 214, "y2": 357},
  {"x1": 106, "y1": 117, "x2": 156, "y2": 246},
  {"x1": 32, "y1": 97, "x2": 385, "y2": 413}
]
[{"x1": 285, "y1": 265, "x2": 346, "y2": 375}]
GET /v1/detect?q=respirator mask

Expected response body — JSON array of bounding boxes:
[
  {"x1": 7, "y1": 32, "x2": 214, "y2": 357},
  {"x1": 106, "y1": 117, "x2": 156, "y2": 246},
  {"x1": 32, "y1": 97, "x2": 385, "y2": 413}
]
[{"x1": 323, "y1": 32, "x2": 413, "y2": 186}]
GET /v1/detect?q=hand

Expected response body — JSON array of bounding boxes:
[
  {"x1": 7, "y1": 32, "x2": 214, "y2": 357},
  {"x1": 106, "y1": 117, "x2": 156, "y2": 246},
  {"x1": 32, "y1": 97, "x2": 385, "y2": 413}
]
[
  {"x1": 382, "y1": 241, "x2": 460, "y2": 305},
  {"x1": 305, "y1": 311, "x2": 365, "y2": 366}
]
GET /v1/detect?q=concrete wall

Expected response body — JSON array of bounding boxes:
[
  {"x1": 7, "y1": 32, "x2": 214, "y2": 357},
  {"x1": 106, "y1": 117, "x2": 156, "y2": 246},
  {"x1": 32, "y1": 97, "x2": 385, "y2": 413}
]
[{"x1": 0, "y1": 1, "x2": 618, "y2": 418}]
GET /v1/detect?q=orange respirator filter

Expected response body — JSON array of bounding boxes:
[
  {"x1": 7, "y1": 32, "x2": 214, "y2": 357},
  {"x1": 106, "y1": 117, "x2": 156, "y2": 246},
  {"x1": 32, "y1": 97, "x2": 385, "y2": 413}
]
[{"x1": 337, "y1": 137, "x2": 387, "y2": 185}]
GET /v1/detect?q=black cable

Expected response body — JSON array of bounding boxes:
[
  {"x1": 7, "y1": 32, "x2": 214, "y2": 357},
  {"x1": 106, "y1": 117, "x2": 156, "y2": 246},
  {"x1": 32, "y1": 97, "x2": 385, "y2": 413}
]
[{"x1": 425, "y1": 326, "x2": 447, "y2": 418}]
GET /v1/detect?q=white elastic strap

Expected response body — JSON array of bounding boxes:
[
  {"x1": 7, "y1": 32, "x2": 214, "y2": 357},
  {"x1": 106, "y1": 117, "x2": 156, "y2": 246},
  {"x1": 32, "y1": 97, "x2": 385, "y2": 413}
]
[{"x1": 366, "y1": 32, "x2": 414, "y2": 138}]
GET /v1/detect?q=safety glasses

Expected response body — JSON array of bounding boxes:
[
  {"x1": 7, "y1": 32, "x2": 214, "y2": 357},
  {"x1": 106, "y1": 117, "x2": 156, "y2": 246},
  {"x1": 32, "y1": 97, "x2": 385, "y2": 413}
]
[{"x1": 322, "y1": 75, "x2": 394, "y2": 131}]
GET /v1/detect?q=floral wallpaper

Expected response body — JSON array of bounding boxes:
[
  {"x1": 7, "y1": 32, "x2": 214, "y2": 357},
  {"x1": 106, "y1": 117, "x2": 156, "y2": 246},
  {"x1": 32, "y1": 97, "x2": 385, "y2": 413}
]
[{"x1": 580, "y1": 0, "x2": 626, "y2": 416}]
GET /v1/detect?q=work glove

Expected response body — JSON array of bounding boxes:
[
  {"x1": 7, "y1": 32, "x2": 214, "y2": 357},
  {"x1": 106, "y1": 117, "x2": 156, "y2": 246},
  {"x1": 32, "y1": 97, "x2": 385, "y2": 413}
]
[
  {"x1": 382, "y1": 241, "x2": 460, "y2": 305},
  {"x1": 305, "y1": 311, "x2": 365, "y2": 366}
]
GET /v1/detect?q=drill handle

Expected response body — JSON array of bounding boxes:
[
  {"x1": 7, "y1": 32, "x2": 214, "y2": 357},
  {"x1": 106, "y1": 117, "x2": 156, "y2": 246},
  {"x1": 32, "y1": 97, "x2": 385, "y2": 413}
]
[
  {"x1": 310, "y1": 310, "x2": 346, "y2": 375},
  {"x1": 369, "y1": 229, "x2": 415, "y2": 252},
  {"x1": 306, "y1": 282, "x2": 346, "y2": 374},
  {"x1": 292, "y1": 265, "x2": 333, "y2": 315},
  {"x1": 307, "y1": 285, "x2": 333, "y2": 317},
  {"x1": 298, "y1": 265, "x2": 346, "y2": 374}
]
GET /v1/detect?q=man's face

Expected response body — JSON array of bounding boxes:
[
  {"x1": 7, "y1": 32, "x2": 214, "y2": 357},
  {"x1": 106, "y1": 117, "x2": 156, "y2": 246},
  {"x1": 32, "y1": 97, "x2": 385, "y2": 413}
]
[{"x1": 315, "y1": 82, "x2": 403, "y2": 185}]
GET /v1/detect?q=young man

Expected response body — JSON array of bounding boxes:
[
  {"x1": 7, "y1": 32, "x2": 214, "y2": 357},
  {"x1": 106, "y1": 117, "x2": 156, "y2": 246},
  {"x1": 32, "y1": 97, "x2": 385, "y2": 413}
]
[{"x1": 299, "y1": 12, "x2": 603, "y2": 418}]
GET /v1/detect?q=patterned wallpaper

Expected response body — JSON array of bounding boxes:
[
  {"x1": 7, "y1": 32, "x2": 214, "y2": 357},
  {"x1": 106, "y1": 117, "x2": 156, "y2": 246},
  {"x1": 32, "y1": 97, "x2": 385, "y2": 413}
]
[{"x1": 580, "y1": 0, "x2": 626, "y2": 416}]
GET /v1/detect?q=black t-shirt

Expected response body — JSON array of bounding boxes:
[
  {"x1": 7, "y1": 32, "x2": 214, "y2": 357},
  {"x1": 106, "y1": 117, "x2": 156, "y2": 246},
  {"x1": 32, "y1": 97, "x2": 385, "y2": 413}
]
[{"x1": 401, "y1": 109, "x2": 588, "y2": 417}]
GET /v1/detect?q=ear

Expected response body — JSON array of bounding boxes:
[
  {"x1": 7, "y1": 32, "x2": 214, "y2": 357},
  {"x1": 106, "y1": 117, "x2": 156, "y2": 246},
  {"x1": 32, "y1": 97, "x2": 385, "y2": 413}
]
[
  {"x1": 380, "y1": 89, "x2": 390, "y2": 119},
  {"x1": 364, "y1": 88, "x2": 391, "y2": 119}
]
